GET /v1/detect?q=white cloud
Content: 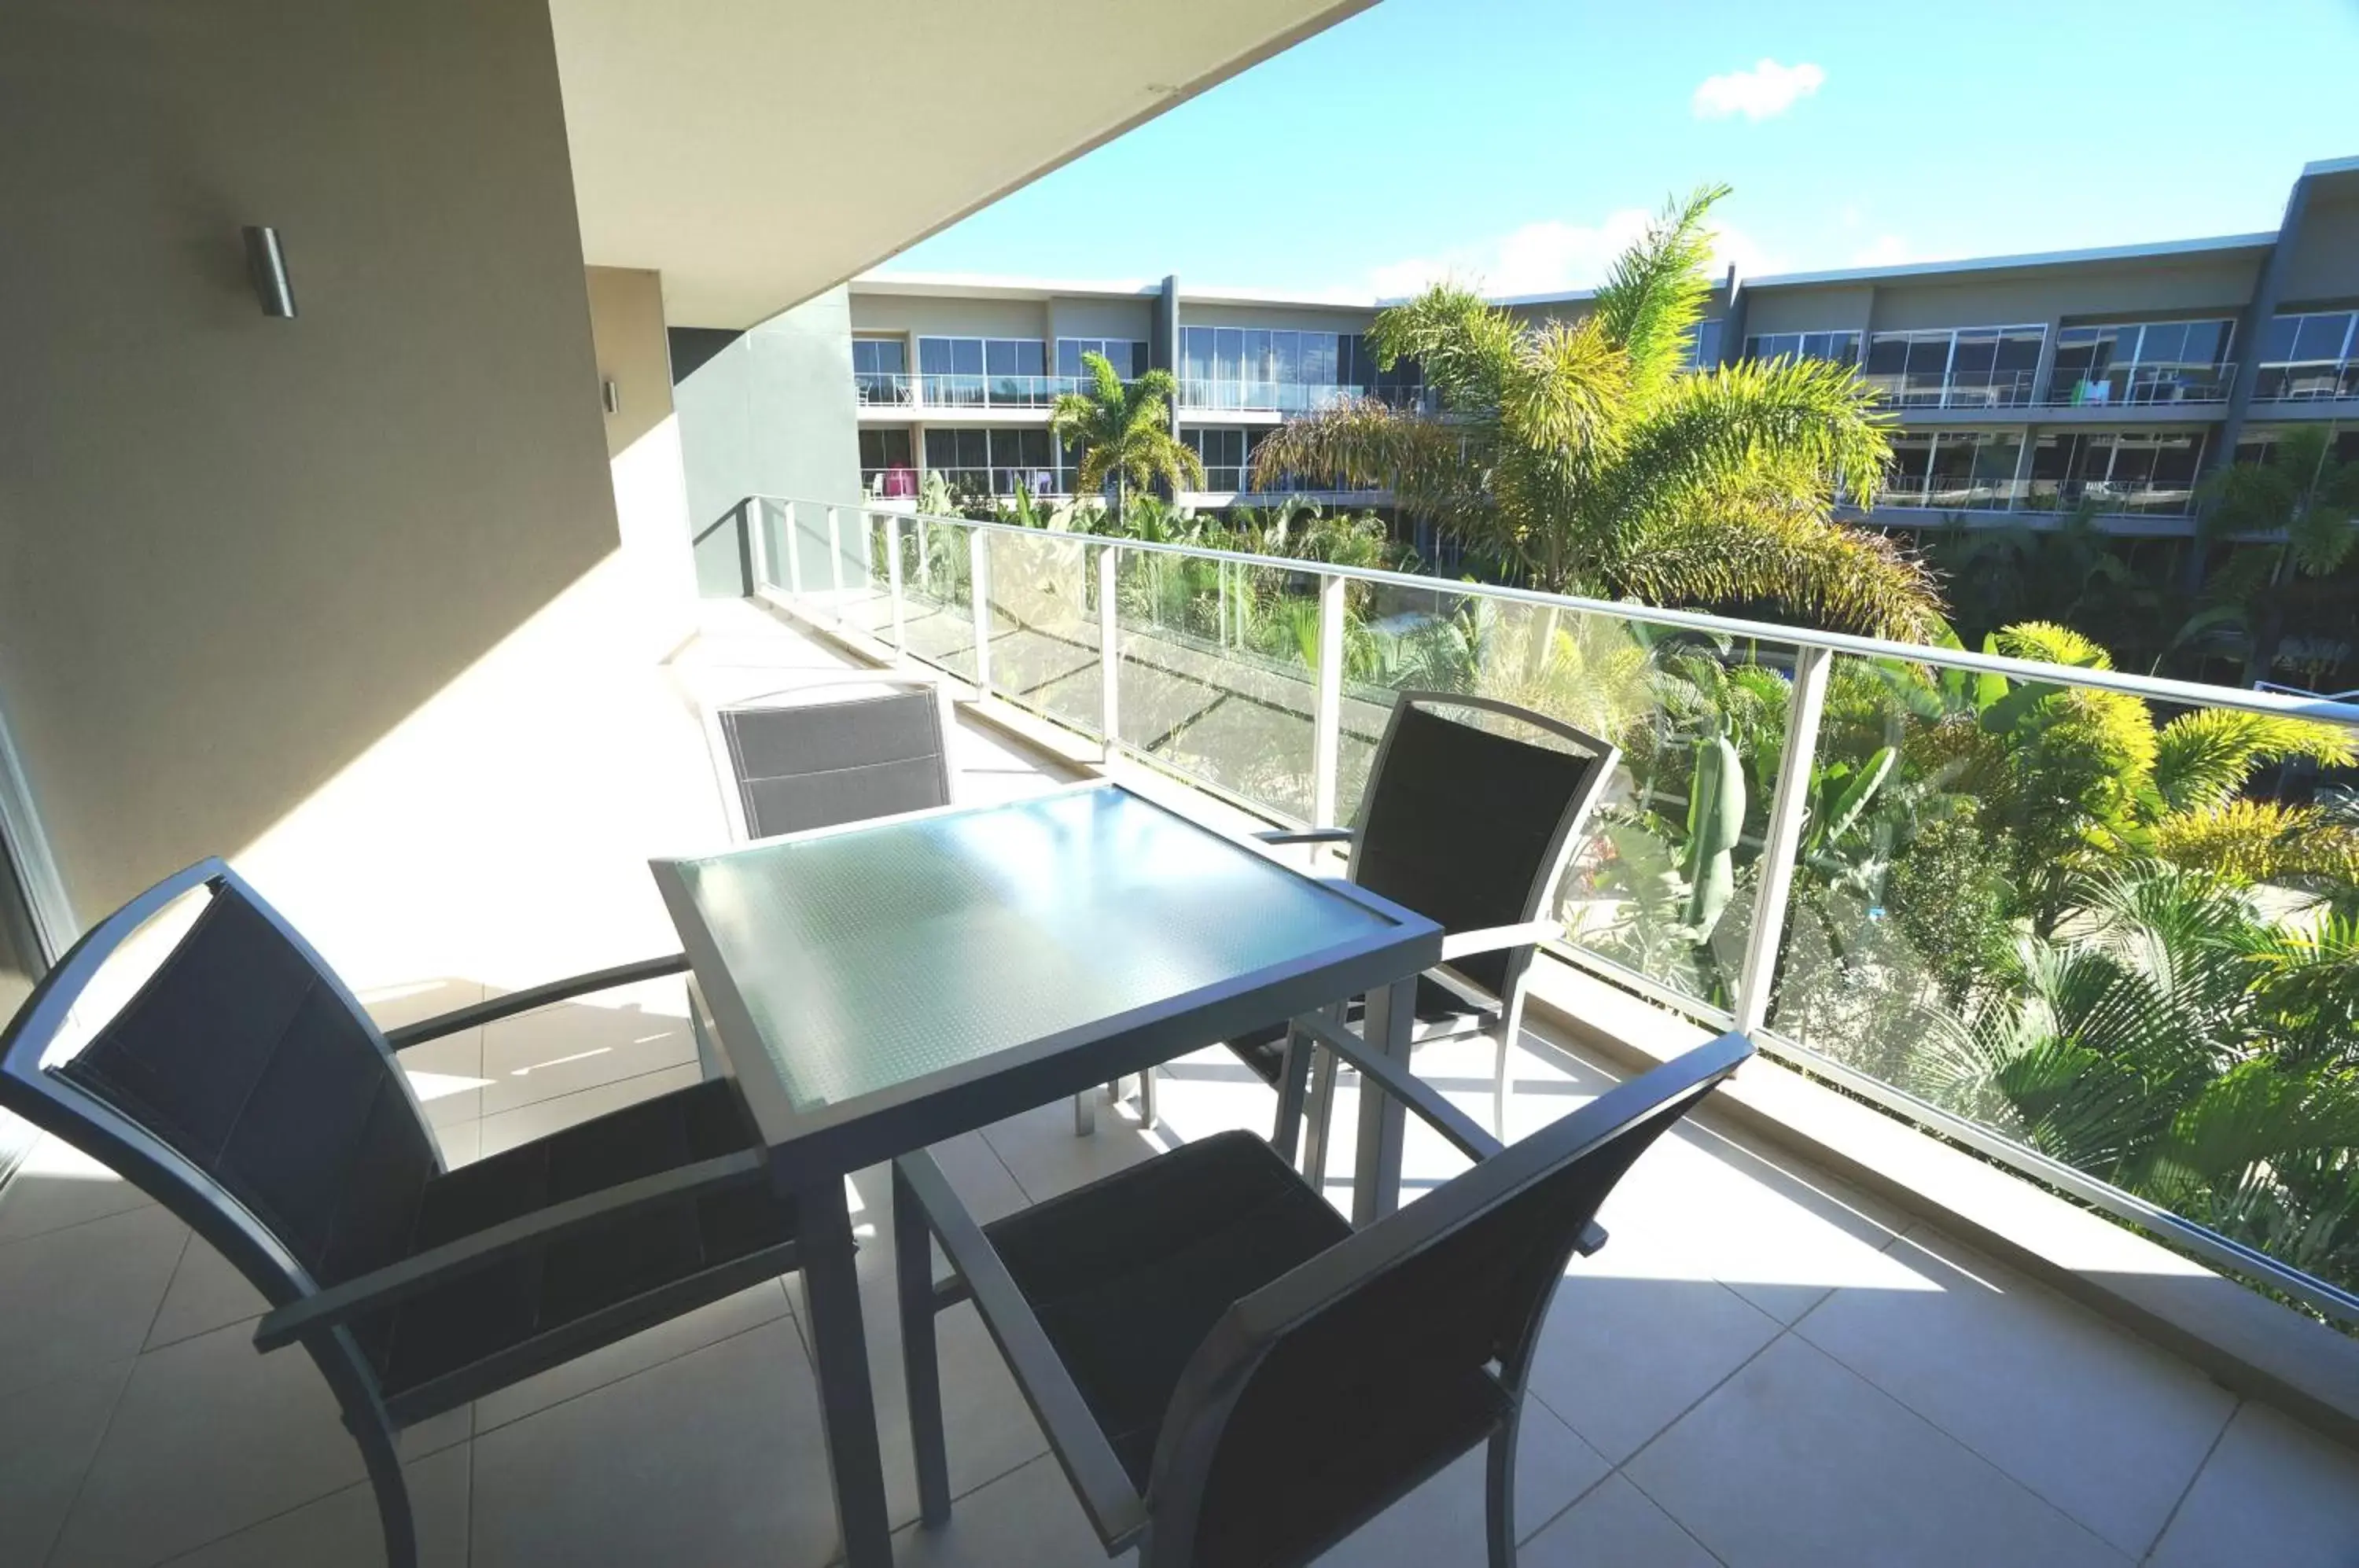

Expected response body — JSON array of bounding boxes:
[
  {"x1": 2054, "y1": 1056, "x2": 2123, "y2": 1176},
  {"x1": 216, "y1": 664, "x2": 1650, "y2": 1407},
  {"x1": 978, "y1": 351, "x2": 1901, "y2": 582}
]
[
  {"x1": 1691, "y1": 59, "x2": 1826, "y2": 121},
  {"x1": 1850, "y1": 234, "x2": 1912, "y2": 267},
  {"x1": 1364, "y1": 212, "x2": 1777, "y2": 301}
]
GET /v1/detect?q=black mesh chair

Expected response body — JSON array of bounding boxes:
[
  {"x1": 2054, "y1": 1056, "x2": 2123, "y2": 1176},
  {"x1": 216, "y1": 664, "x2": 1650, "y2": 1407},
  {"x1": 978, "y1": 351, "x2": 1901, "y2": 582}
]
[
  {"x1": 1224, "y1": 692, "x2": 1616, "y2": 1147},
  {"x1": 0, "y1": 861, "x2": 803, "y2": 1568},
  {"x1": 701, "y1": 668, "x2": 959, "y2": 842},
  {"x1": 897, "y1": 1029, "x2": 1753, "y2": 1567}
]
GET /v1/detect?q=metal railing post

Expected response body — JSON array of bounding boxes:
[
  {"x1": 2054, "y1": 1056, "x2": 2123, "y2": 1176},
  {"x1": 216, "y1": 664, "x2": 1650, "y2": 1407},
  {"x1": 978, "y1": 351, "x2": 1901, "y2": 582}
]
[
  {"x1": 826, "y1": 506, "x2": 846, "y2": 621},
  {"x1": 885, "y1": 513, "x2": 907, "y2": 654},
  {"x1": 969, "y1": 528, "x2": 992, "y2": 697},
  {"x1": 782, "y1": 500, "x2": 804, "y2": 600},
  {"x1": 1309, "y1": 572, "x2": 1346, "y2": 828},
  {"x1": 1732, "y1": 644, "x2": 1833, "y2": 1038},
  {"x1": 745, "y1": 498, "x2": 771, "y2": 589},
  {"x1": 1097, "y1": 543, "x2": 1120, "y2": 760}
]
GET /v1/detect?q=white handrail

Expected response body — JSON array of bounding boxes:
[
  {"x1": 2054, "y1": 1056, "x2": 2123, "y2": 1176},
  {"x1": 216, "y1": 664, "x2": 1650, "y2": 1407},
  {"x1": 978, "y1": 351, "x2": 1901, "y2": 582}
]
[{"x1": 745, "y1": 493, "x2": 2359, "y2": 727}]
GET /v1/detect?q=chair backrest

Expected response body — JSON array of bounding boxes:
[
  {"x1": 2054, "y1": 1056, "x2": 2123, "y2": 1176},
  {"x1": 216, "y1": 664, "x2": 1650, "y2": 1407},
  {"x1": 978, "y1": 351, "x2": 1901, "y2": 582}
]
[
  {"x1": 1349, "y1": 693, "x2": 1617, "y2": 996},
  {"x1": 705, "y1": 672, "x2": 956, "y2": 841},
  {"x1": 0, "y1": 859, "x2": 439, "y2": 1336},
  {"x1": 1143, "y1": 1032, "x2": 1753, "y2": 1568}
]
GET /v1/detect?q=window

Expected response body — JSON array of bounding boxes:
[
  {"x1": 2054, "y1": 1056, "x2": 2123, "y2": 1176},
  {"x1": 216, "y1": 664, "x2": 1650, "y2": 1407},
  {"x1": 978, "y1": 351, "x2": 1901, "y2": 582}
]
[
  {"x1": 1176, "y1": 325, "x2": 1387, "y2": 409},
  {"x1": 852, "y1": 338, "x2": 911, "y2": 404},
  {"x1": 916, "y1": 337, "x2": 1047, "y2": 405},
  {"x1": 1184, "y1": 427, "x2": 1249, "y2": 490},
  {"x1": 859, "y1": 429, "x2": 915, "y2": 495},
  {"x1": 2049, "y1": 319, "x2": 2234, "y2": 405},
  {"x1": 1880, "y1": 431, "x2": 2022, "y2": 510},
  {"x1": 1684, "y1": 319, "x2": 1724, "y2": 370},
  {"x1": 1864, "y1": 325, "x2": 2044, "y2": 407},
  {"x1": 1054, "y1": 338, "x2": 1150, "y2": 381},
  {"x1": 2028, "y1": 430, "x2": 2206, "y2": 513},
  {"x1": 2254, "y1": 310, "x2": 2359, "y2": 401},
  {"x1": 923, "y1": 427, "x2": 1059, "y2": 495},
  {"x1": 1743, "y1": 331, "x2": 1861, "y2": 366}
]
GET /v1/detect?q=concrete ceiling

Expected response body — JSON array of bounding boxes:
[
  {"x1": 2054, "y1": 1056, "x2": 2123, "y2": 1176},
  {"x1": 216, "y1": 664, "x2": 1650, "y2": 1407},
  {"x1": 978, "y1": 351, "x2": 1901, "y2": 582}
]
[{"x1": 547, "y1": 0, "x2": 1377, "y2": 330}]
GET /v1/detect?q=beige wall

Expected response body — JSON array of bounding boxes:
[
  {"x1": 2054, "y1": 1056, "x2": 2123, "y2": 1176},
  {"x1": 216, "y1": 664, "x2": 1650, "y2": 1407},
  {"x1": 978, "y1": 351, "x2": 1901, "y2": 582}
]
[
  {"x1": 847, "y1": 294, "x2": 1050, "y2": 340},
  {"x1": 587, "y1": 266, "x2": 700, "y2": 652},
  {"x1": 1177, "y1": 302, "x2": 1378, "y2": 333},
  {"x1": 1739, "y1": 285, "x2": 1876, "y2": 338},
  {"x1": 0, "y1": 0, "x2": 703, "y2": 986},
  {"x1": 587, "y1": 267, "x2": 676, "y2": 458},
  {"x1": 1047, "y1": 296, "x2": 1157, "y2": 343},
  {"x1": 1861, "y1": 256, "x2": 2261, "y2": 333}
]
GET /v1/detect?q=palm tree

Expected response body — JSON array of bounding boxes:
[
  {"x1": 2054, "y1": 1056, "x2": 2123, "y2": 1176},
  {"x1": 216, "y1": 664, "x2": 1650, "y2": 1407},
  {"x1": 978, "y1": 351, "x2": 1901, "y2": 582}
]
[
  {"x1": 1049, "y1": 352, "x2": 1203, "y2": 527},
  {"x1": 1248, "y1": 186, "x2": 1944, "y2": 642}
]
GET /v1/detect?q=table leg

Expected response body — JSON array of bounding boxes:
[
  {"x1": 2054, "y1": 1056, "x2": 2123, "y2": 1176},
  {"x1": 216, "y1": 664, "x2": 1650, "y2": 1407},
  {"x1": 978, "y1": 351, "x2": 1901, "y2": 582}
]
[
  {"x1": 1351, "y1": 974, "x2": 1415, "y2": 1227},
  {"x1": 795, "y1": 1173, "x2": 895, "y2": 1568}
]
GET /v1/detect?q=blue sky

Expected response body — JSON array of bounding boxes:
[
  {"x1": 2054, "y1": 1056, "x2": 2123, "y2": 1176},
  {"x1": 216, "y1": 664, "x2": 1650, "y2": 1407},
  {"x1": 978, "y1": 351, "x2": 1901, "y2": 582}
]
[{"x1": 878, "y1": 0, "x2": 2359, "y2": 298}]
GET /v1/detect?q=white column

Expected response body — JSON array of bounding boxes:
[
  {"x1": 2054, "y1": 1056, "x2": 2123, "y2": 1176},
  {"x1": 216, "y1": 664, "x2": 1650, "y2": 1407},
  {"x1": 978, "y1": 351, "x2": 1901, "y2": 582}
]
[
  {"x1": 969, "y1": 528, "x2": 992, "y2": 696},
  {"x1": 1732, "y1": 645, "x2": 1833, "y2": 1038},
  {"x1": 783, "y1": 501, "x2": 804, "y2": 598},
  {"x1": 1097, "y1": 543, "x2": 1120, "y2": 761},
  {"x1": 826, "y1": 506, "x2": 846, "y2": 620},
  {"x1": 1309, "y1": 572, "x2": 1346, "y2": 828}
]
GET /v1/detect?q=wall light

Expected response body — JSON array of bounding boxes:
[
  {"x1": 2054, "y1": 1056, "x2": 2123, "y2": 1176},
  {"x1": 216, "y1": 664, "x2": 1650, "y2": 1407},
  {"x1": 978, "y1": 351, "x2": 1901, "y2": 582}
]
[
  {"x1": 601, "y1": 377, "x2": 621, "y2": 415},
  {"x1": 241, "y1": 226, "x2": 296, "y2": 318}
]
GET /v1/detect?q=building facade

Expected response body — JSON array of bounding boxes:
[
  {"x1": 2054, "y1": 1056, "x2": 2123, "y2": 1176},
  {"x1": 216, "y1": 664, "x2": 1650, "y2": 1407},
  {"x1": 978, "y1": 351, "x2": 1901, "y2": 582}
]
[{"x1": 838, "y1": 156, "x2": 2359, "y2": 536}]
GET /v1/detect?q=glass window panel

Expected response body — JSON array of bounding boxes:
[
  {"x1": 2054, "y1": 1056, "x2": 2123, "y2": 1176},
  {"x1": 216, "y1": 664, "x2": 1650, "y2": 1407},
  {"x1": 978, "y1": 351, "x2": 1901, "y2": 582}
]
[
  {"x1": 951, "y1": 339, "x2": 984, "y2": 376},
  {"x1": 1181, "y1": 327, "x2": 1213, "y2": 381},
  {"x1": 924, "y1": 429, "x2": 957, "y2": 467},
  {"x1": 985, "y1": 340, "x2": 1019, "y2": 377},
  {"x1": 2151, "y1": 432, "x2": 2204, "y2": 484},
  {"x1": 2029, "y1": 432, "x2": 2075, "y2": 484},
  {"x1": 1014, "y1": 340, "x2": 1045, "y2": 376},
  {"x1": 1950, "y1": 332, "x2": 1997, "y2": 374},
  {"x1": 1275, "y1": 331, "x2": 1301, "y2": 383},
  {"x1": 1306, "y1": 333, "x2": 1338, "y2": 383},
  {"x1": 1864, "y1": 333, "x2": 1909, "y2": 375},
  {"x1": 2261, "y1": 315, "x2": 2303, "y2": 363},
  {"x1": 961, "y1": 429, "x2": 992, "y2": 468},
  {"x1": 1994, "y1": 327, "x2": 2044, "y2": 372},
  {"x1": 1056, "y1": 340, "x2": 1082, "y2": 378},
  {"x1": 1886, "y1": 432, "x2": 1935, "y2": 485},
  {"x1": 2178, "y1": 320, "x2": 2226, "y2": 365},
  {"x1": 1132, "y1": 341, "x2": 1150, "y2": 377},
  {"x1": 2136, "y1": 322, "x2": 2187, "y2": 366},
  {"x1": 2290, "y1": 314, "x2": 2348, "y2": 362},
  {"x1": 1215, "y1": 329, "x2": 1243, "y2": 381},
  {"x1": 918, "y1": 337, "x2": 957, "y2": 374},
  {"x1": 1691, "y1": 320, "x2": 1723, "y2": 366},
  {"x1": 1244, "y1": 329, "x2": 1272, "y2": 384}
]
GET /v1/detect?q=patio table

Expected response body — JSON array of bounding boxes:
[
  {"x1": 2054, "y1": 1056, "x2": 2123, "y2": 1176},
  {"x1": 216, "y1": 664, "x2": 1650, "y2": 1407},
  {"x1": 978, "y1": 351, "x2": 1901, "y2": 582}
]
[{"x1": 650, "y1": 780, "x2": 1441, "y2": 1567}]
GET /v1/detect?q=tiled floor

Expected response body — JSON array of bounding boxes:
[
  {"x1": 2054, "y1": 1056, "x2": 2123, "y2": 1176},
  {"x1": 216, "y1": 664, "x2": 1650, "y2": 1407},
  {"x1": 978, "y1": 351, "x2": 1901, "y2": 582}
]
[{"x1": 3, "y1": 602, "x2": 2356, "y2": 1567}]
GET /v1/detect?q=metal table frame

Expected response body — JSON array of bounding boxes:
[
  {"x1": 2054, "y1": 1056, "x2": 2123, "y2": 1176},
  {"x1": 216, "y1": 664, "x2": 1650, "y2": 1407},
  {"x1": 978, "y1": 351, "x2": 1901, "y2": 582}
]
[{"x1": 652, "y1": 781, "x2": 1441, "y2": 1567}]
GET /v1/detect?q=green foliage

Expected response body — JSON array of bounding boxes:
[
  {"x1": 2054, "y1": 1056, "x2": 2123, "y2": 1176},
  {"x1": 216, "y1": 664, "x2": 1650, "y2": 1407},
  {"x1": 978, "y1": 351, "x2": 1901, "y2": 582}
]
[
  {"x1": 1247, "y1": 188, "x2": 1945, "y2": 641},
  {"x1": 1048, "y1": 352, "x2": 1202, "y2": 519}
]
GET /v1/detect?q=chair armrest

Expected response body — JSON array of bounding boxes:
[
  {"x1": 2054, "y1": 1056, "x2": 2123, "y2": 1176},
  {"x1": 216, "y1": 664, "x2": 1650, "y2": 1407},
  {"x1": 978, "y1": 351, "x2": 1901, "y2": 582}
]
[
  {"x1": 384, "y1": 952, "x2": 691, "y2": 1050},
  {"x1": 1577, "y1": 1220, "x2": 1608, "y2": 1256},
  {"x1": 1438, "y1": 920, "x2": 1562, "y2": 965},
  {"x1": 1294, "y1": 1010, "x2": 1503, "y2": 1165},
  {"x1": 895, "y1": 1151, "x2": 1150, "y2": 1549},
  {"x1": 1253, "y1": 827, "x2": 1354, "y2": 848},
  {"x1": 252, "y1": 1147, "x2": 764, "y2": 1353}
]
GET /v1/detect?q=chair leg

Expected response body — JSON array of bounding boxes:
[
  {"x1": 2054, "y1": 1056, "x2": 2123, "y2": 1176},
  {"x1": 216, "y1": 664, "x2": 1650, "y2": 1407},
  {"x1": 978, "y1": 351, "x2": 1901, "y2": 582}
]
[
  {"x1": 1137, "y1": 1065, "x2": 1158, "y2": 1129},
  {"x1": 1271, "y1": 1021, "x2": 1312, "y2": 1163},
  {"x1": 1073, "y1": 1088, "x2": 1096, "y2": 1136},
  {"x1": 1485, "y1": 1416, "x2": 1519, "y2": 1567},
  {"x1": 892, "y1": 1162, "x2": 953, "y2": 1526},
  {"x1": 1494, "y1": 986, "x2": 1530, "y2": 1138},
  {"x1": 1302, "y1": 1044, "x2": 1341, "y2": 1194},
  {"x1": 349, "y1": 1413, "x2": 417, "y2": 1568}
]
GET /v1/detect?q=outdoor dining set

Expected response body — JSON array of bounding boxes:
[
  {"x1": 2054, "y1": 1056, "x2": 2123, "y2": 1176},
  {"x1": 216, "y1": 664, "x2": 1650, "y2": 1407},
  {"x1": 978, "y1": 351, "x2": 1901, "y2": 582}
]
[{"x1": 0, "y1": 672, "x2": 1752, "y2": 1568}]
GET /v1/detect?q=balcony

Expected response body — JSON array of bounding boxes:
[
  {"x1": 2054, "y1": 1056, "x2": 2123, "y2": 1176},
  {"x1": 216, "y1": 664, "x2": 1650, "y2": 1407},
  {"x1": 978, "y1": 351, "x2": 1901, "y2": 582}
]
[
  {"x1": 854, "y1": 373, "x2": 1102, "y2": 414},
  {"x1": 1862, "y1": 369, "x2": 2039, "y2": 410},
  {"x1": 1866, "y1": 477, "x2": 2199, "y2": 520},
  {"x1": 8, "y1": 513, "x2": 2359, "y2": 1566},
  {"x1": 2040, "y1": 362, "x2": 2239, "y2": 408},
  {"x1": 2253, "y1": 359, "x2": 2359, "y2": 403},
  {"x1": 1177, "y1": 379, "x2": 1429, "y2": 414}
]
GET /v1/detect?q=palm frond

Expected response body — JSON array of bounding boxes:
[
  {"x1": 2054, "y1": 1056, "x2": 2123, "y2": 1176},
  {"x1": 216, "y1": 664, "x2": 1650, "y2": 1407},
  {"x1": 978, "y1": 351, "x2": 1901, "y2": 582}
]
[
  {"x1": 1610, "y1": 494, "x2": 1947, "y2": 642},
  {"x1": 2151, "y1": 708, "x2": 2357, "y2": 813},
  {"x1": 1588, "y1": 184, "x2": 1728, "y2": 398},
  {"x1": 1604, "y1": 355, "x2": 1896, "y2": 520}
]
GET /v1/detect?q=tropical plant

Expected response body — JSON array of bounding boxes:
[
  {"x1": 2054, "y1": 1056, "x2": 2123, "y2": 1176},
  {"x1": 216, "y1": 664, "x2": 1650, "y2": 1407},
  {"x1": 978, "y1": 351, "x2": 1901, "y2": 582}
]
[
  {"x1": 2195, "y1": 425, "x2": 2359, "y2": 686},
  {"x1": 1246, "y1": 186, "x2": 1944, "y2": 641},
  {"x1": 1049, "y1": 352, "x2": 1203, "y2": 525}
]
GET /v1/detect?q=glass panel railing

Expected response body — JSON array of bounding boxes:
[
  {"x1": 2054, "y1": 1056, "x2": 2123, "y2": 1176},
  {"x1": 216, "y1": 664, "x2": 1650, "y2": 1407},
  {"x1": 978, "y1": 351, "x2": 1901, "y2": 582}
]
[
  {"x1": 893, "y1": 513, "x2": 978, "y2": 682},
  {"x1": 1862, "y1": 369, "x2": 2039, "y2": 409},
  {"x1": 1111, "y1": 545, "x2": 1321, "y2": 820},
  {"x1": 1768, "y1": 650, "x2": 2359, "y2": 1310},
  {"x1": 1332, "y1": 583, "x2": 1798, "y2": 1017},
  {"x1": 2252, "y1": 359, "x2": 2359, "y2": 403},
  {"x1": 2039, "y1": 361, "x2": 2236, "y2": 407},
  {"x1": 981, "y1": 527, "x2": 1102, "y2": 738}
]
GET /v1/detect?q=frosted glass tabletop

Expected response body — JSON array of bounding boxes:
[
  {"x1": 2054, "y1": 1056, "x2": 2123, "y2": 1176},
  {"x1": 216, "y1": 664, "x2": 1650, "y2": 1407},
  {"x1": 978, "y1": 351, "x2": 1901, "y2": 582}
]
[{"x1": 656, "y1": 785, "x2": 1407, "y2": 1124}]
